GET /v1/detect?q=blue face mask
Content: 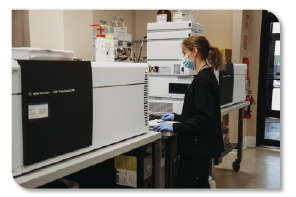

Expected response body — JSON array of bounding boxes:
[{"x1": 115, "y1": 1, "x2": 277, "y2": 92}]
[{"x1": 182, "y1": 52, "x2": 195, "y2": 70}]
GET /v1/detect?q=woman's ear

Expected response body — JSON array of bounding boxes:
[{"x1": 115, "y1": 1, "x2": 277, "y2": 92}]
[
  {"x1": 194, "y1": 48, "x2": 199, "y2": 59},
  {"x1": 192, "y1": 48, "x2": 197, "y2": 56}
]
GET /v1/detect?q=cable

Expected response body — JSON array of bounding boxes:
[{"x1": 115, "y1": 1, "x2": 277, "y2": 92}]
[
  {"x1": 118, "y1": 11, "x2": 123, "y2": 18},
  {"x1": 137, "y1": 36, "x2": 147, "y2": 63},
  {"x1": 194, "y1": 10, "x2": 198, "y2": 23},
  {"x1": 246, "y1": 79, "x2": 251, "y2": 95},
  {"x1": 103, "y1": 12, "x2": 108, "y2": 20}
]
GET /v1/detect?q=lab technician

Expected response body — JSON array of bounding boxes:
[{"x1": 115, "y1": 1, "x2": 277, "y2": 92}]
[{"x1": 154, "y1": 35, "x2": 224, "y2": 188}]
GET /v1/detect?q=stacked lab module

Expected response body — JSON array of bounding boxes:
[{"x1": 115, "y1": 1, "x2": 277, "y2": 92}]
[{"x1": 147, "y1": 21, "x2": 205, "y2": 114}]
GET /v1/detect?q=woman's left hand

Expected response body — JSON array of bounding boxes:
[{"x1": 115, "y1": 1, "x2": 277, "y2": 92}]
[{"x1": 154, "y1": 122, "x2": 173, "y2": 132}]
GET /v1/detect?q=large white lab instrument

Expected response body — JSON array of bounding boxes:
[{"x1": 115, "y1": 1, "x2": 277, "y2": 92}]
[{"x1": 12, "y1": 60, "x2": 149, "y2": 176}]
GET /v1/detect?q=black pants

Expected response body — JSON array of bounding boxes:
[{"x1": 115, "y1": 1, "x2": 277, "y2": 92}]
[{"x1": 175, "y1": 157, "x2": 211, "y2": 188}]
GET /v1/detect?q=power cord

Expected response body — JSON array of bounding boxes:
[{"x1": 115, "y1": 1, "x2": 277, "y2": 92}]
[{"x1": 137, "y1": 36, "x2": 147, "y2": 63}]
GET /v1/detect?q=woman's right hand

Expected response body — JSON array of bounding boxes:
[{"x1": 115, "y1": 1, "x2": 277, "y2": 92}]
[{"x1": 161, "y1": 113, "x2": 174, "y2": 121}]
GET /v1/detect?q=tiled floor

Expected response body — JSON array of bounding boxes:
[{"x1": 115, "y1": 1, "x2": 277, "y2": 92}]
[
  {"x1": 265, "y1": 118, "x2": 280, "y2": 140},
  {"x1": 215, "y1": 146, "x2": 280, "y2": 189}
]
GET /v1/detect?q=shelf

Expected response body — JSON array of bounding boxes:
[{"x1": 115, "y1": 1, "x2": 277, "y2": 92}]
[
  {"x1": 215, "y1": 142, "x2": 238, "y2": 165},
  {"x1": 221, "y1": 101, "x2": 250, "y2": 116},
  {"x1": 14, "y1": 131, "x2": 161, "y2": 188},
  {"x1": 222, "y1": 142, "x2": 238, "y2": 157}
]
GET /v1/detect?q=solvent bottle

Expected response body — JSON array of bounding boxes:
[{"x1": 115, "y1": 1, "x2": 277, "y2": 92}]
[
  {"x1": 157, "y1": 10, "x2": 171, "y2": 23},
  {"x1": 90, "y1": 24, "x2": 107, "y2": 62}
]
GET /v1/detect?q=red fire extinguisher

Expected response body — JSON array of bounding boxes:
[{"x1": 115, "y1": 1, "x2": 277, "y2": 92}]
[
  {"x1": 244, "y1": 94, "x2": 252, "y2": 119},
  {"x1": 243, "y1": 57, "x2": 250, "y2": 80}
]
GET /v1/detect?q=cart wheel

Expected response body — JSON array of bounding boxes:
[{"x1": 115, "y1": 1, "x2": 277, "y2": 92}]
[{"x1": 232, "y1": 161, "x2": 240, "y2": 172}]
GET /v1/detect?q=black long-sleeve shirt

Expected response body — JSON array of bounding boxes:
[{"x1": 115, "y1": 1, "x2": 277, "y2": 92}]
[{"x1": 173, "y1": 68, "x2": 224, "y2": 159}]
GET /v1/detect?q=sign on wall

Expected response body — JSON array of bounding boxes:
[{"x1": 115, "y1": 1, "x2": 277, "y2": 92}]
[
  {"x1": 245, "y1": 13, "x2": 250, "y2": 31},
  {"x1": 244, "y1": 34, "x2": 248, "y2": 51}
]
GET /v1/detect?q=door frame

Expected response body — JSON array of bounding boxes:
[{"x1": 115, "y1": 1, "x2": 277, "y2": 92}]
[{"x1": 256, "y1": 10, "x2": 280, "y2": 147}]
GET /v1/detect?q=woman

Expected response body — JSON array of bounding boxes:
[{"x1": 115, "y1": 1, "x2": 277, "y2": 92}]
[{"x1": 153, "y1": 35, "x2": 225, "y2": 188}]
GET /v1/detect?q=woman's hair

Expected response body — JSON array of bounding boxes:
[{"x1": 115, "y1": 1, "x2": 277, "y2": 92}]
[{"x1": 182, "y1": 35, "x2": 225, "y2": 71}]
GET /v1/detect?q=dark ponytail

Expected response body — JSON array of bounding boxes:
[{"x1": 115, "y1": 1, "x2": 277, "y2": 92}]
[{"x1": 208, "y1": 47, "x2": 225, "y2": 71}]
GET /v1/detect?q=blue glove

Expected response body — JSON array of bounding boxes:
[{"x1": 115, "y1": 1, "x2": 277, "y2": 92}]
[
  {"x1": 154, "y1": 122, "x2": 173, "y2": 132},
  {"x1": 161, "y1": 113, "x2": 174, "y2": 121}
]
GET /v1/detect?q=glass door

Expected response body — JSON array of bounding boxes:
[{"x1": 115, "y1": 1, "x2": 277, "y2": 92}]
[
  {"x1": 265, "y1": 23, "x2": 280, "y2": 119},
  {"x1": 257, "y1": 11, "x2": 280, "y2": 147},
  {"x1": 264, "y1": 30, "x2": 280, "y2": 141}
]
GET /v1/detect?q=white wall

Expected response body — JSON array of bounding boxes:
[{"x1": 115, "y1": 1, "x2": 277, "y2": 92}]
[
  {"x1": 63, "y1": 10, "x2": 93, "y2": 61},
  {"x1": 228, "y1": 10, "x2": 244, "y2": 142},
  {"x1": 23, "y1": 10, "x2": 94, "y2": 60},
  {"x1": 196, "y1": 10, "x2": 233, "y2": 49},
  {"x1": 22, "y1": 10, "x2": 30, "y2": 47},
  {"x1": 134, "y1": 10, "x2": 234, "y2": 48},
  {"x1": 228, "y1": 10, "x2": 263, "y2": 143},
  {"x1": 29, "y1": 10, "x2": 65, "y2": 49},
  {"x1": 12, "y1": 10, "x2": 23, "y2": 47},
  {"x1": 12, "y1": 10, "x2": 30, "y2": 47},
  {"x1": 245, "y1": 10, "x2": 263, "y2": 137}
]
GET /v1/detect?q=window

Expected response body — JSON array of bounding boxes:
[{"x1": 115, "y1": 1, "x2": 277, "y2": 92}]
[{"x1": 272, "y1": 22, "x2": 280, "y2": 33}]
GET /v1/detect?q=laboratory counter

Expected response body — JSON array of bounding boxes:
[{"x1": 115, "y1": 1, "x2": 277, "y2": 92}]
[{"x1": 14, "y1": 131, "x2": 161, "y2": 188}]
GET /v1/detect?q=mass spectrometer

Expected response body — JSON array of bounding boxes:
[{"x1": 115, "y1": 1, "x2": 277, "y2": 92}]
[{"x1": 12, "y1": 60, "x2": 149, "y2": 176}]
